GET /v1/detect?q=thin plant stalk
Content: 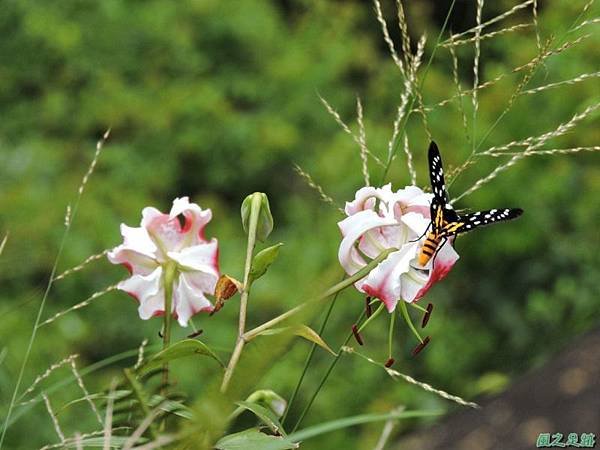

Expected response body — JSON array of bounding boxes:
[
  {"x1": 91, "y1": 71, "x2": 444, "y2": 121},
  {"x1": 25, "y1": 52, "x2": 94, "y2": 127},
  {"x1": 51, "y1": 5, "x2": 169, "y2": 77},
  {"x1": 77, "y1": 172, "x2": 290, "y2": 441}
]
[
  {"x1": 281, "y1": 282, "x2": 342, "y2": 426},
  {"x1": 399, "y1": 301, "x2": 423, "y2": 343},
  {"x1": 220, "y1": 194, "x2": 262, "y2": 392},
  {"x1": 357, "y1": 303, "x2": 385, "y2": 332},
  {"x1": 379, "y1": 0, "x2": 457, "y2": 184},
  {"x1": 291, "y1": 309, "x2": 367, "y2": 433},
  {"x1": 0, "y1": 131, "x2": 109, "y2": 449},
  {"x1": 161, "y1": 262, "x2": 177, "y2": 394},
  {"x1": 243, "y1": 248, "x2": 396, "y2": 342},
  {"x1": 388, "y1": 311, "x2": 396, "y2": 359}
]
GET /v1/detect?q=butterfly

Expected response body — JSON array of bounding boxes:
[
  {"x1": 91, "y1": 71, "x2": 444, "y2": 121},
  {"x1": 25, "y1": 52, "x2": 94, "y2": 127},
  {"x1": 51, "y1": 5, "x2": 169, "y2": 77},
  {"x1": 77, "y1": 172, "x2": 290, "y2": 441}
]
[{"x1": 418, "y1": 141, "x2": 523, "y2": 267}]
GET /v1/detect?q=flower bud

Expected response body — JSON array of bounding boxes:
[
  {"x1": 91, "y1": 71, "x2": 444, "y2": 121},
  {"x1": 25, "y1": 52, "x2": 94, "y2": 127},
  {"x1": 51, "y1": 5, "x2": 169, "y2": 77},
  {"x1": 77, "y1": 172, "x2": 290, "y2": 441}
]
[
  {"x1": 241, "y1": 192, "x2": 274, "y2": 242},
  {"x1": 246, "y1": 389, "x2": 287, "y2": 418}
]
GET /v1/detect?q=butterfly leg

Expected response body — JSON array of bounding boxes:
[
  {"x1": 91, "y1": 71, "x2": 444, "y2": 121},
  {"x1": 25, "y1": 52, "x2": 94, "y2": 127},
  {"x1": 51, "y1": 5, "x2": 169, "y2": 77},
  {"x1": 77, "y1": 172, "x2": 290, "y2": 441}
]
[{"x1": 409, "y1": 221, "x2": 432, "y2": 243}]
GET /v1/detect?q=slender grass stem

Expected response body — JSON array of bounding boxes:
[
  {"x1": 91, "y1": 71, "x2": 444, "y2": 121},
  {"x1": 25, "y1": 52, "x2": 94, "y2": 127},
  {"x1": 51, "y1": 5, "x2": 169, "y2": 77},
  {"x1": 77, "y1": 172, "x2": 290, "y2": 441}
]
[
  {"x1": 281, "y1": 280, "x2": 342, "y2": 426},
  {"x1": 291, "y1": 309, "x2": 367, "y2": 433},
  {"x1": 379, "y1": 0, "x2": 457, "y2": 185},
  {"x1": 0, "y1": 132, "x2": 109, "y2": 449}
]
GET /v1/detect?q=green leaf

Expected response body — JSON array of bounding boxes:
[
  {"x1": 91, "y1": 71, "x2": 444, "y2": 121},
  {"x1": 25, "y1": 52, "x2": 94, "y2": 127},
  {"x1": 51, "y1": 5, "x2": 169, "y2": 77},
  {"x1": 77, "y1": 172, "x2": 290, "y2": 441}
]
[
  {"x1": 257, "y1": 325, "x2": 336, "y2": 355},
  {"x1": 241, "y1": 192, "x2": 274, "y2": 242},
  {"x1": 250, "y1": 243, "x2": 283, "y2": 282},
  {"x1": 215, "y1": 429, "x2": 298, "y2": 450},
  {"x1": 139, "y1": 339, "x2": 223, "y2": 373},
  {"x1": 235, "y1": 401, "x2": 286, "y2": 435},
  {"x1": 287, "y1": 410, "x2": 443, "y2": 442}
]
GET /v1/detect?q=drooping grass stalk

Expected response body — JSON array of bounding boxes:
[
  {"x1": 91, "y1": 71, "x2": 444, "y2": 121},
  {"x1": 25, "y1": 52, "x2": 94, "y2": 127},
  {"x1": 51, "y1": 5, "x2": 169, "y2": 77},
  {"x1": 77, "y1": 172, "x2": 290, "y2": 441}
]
[
  {"x1": 449, "y1": 4, "x2": 597, "y2": 195},
  {"x1": 9, "y1": 345, "x2": 161, "y2": 429},
  {"x1": 345, "y1": 347, "x2": 479, "y2": 408},
  {"x1": 471, "y1": 1, "x2": 595, "y2": 153},
  {"x1": 0, "y1": 131, "x2": 109, "y2": 449},
  {"x1": 379, "y1": 0, "x2": 457, "y2": 185},
  {"x1": 220, "y1": 194, "x2": 262, "y2": 392},
  {"x1": 281, "y1": 278, "x2": 342, "y2": 426}
]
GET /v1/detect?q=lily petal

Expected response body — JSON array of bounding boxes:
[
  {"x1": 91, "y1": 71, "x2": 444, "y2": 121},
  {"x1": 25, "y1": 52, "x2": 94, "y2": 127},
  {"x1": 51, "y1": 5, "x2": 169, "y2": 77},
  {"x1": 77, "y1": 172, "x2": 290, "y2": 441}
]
[
  {"x1": 107, "y1": 225, "x2": 158, "y2": 275},
  {"x1": 167, "y1": 239, "x2": 219, "y2": 276},
  {"x1": 360, "y1": 243, "x2": 419, "y2": 312},
  {"x1": 414, "y1": 238, "x2": 459, "y2": 301},
  {"x1": 142, "y1": 207, "x2": 184, "y2": 257},
  {"x1": 117, "y1": 267, "x2": 167, "y2": 320},
  {"x1": 174, "y1": 273, "x2": 214, "y2": 326},
  {"x1": 170, "y1": 196, "x2": 213, "y2": 246},
  {"x1": 338, "y1": 210, "x2": 398, "y2": 274}
]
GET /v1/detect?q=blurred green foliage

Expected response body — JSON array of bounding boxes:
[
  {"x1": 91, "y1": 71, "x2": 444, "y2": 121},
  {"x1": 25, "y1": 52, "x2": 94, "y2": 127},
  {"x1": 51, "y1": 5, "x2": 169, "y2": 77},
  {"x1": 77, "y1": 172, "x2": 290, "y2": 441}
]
[{"x1": 0, "y1": 0, "x2": 598, "y2": 448}]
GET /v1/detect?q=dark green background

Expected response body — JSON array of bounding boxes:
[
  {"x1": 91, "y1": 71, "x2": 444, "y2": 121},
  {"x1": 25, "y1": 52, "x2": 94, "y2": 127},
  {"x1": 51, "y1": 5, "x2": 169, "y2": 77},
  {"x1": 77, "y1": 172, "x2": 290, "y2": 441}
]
[{"x1": 0, "y1": 0, "x2": 598, "y2": 448}]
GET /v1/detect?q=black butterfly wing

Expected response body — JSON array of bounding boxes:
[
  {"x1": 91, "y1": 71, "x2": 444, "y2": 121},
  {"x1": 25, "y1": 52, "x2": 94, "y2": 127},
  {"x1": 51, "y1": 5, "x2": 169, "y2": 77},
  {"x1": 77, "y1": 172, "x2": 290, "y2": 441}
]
[
  {"x1": 441, "y1": 208, "x2": 524, "y2": 236},
  {"x1": 428, "y1": 142, "x2": 455, "y2": 233}
]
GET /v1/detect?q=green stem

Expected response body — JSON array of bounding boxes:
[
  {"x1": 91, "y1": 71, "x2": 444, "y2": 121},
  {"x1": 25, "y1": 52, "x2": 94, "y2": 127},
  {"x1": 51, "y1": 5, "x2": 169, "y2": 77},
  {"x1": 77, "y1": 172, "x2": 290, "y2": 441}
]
[
  {"x1": 161, "y1": 262, "x2": 177, "y2": 394},
  {"x1": 357, "y1": 303, "x2": 384, "y2": 333},
  {"x1": 388, "y1": 311, "x2": 396, "y2": 359},
  {"x1": 244, "y1": 248, "x2": 396, "y2": 342},
  {"x1": 281, "y1": 282, "x2": 341, "y2": 426},
  {"x1": 291, "y1": 299, "x2": 387, "y2": 432},
  {"x1": 399, "y1": 301, "x2": 423, "y2": 344},
  {"x1": 291, "y1": 309, "x2": 366, "y2": 433},
  {"x1": 409, "y1": 302, "x2": 427, "y2": 313},
  {"x1": 221, "y1": 194, "x2": 262, "y2": 392}
]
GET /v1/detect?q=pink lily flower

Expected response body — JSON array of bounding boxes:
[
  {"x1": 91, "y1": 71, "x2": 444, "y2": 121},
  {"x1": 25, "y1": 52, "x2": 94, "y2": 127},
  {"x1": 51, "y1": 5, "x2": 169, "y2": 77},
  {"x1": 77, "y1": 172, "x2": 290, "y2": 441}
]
[
  {"x1": 108, "y1": 197, "x2": 219, "y2": 326},
  {"x1": 338, "y1": 184, "x2": 459, "y2": 312}
]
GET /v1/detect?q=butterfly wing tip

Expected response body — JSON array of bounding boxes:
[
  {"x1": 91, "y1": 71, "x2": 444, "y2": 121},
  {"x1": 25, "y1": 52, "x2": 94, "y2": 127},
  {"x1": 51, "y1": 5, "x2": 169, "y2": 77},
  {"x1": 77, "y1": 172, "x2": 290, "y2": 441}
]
[{"x1": 428, "y1": 141, "x2": 439, "y2": 154}]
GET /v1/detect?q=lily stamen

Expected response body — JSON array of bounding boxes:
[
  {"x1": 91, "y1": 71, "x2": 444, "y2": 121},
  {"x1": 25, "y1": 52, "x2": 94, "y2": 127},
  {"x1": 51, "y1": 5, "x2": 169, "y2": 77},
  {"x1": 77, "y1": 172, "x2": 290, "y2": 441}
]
[
  {"x1": 351, "y1": 324, "x2": 364, "y2": 346},
  {"x1": 421, "y1": 303, "x2": 434, "y2": 328},
  {"x1": 411, "y1": 336, "x2": 431, "y2": 357}
]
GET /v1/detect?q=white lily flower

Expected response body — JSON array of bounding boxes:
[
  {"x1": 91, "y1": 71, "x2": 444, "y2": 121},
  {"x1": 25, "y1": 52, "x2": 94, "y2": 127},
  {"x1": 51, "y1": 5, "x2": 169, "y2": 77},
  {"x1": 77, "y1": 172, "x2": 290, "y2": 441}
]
[
  {"x1": 108, "y1": 197, "x2": 219, "y2": 326},
  {"x1": 338, "y1": 184, "x2": 459, "y2": 312}
]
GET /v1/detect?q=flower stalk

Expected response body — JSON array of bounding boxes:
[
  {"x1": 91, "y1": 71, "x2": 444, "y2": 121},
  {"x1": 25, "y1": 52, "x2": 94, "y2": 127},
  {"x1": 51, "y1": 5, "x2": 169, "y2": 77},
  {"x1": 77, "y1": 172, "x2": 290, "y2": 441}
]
[
  {"x1": 221, "y1": 193, "x2": 263, "y2": 392},
  {"x1": 161, "y1": 261, "x2": 177, "y2": 392},
  {"x1": 243, "y1": 247, "x2": 396, "y2": 343}
]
